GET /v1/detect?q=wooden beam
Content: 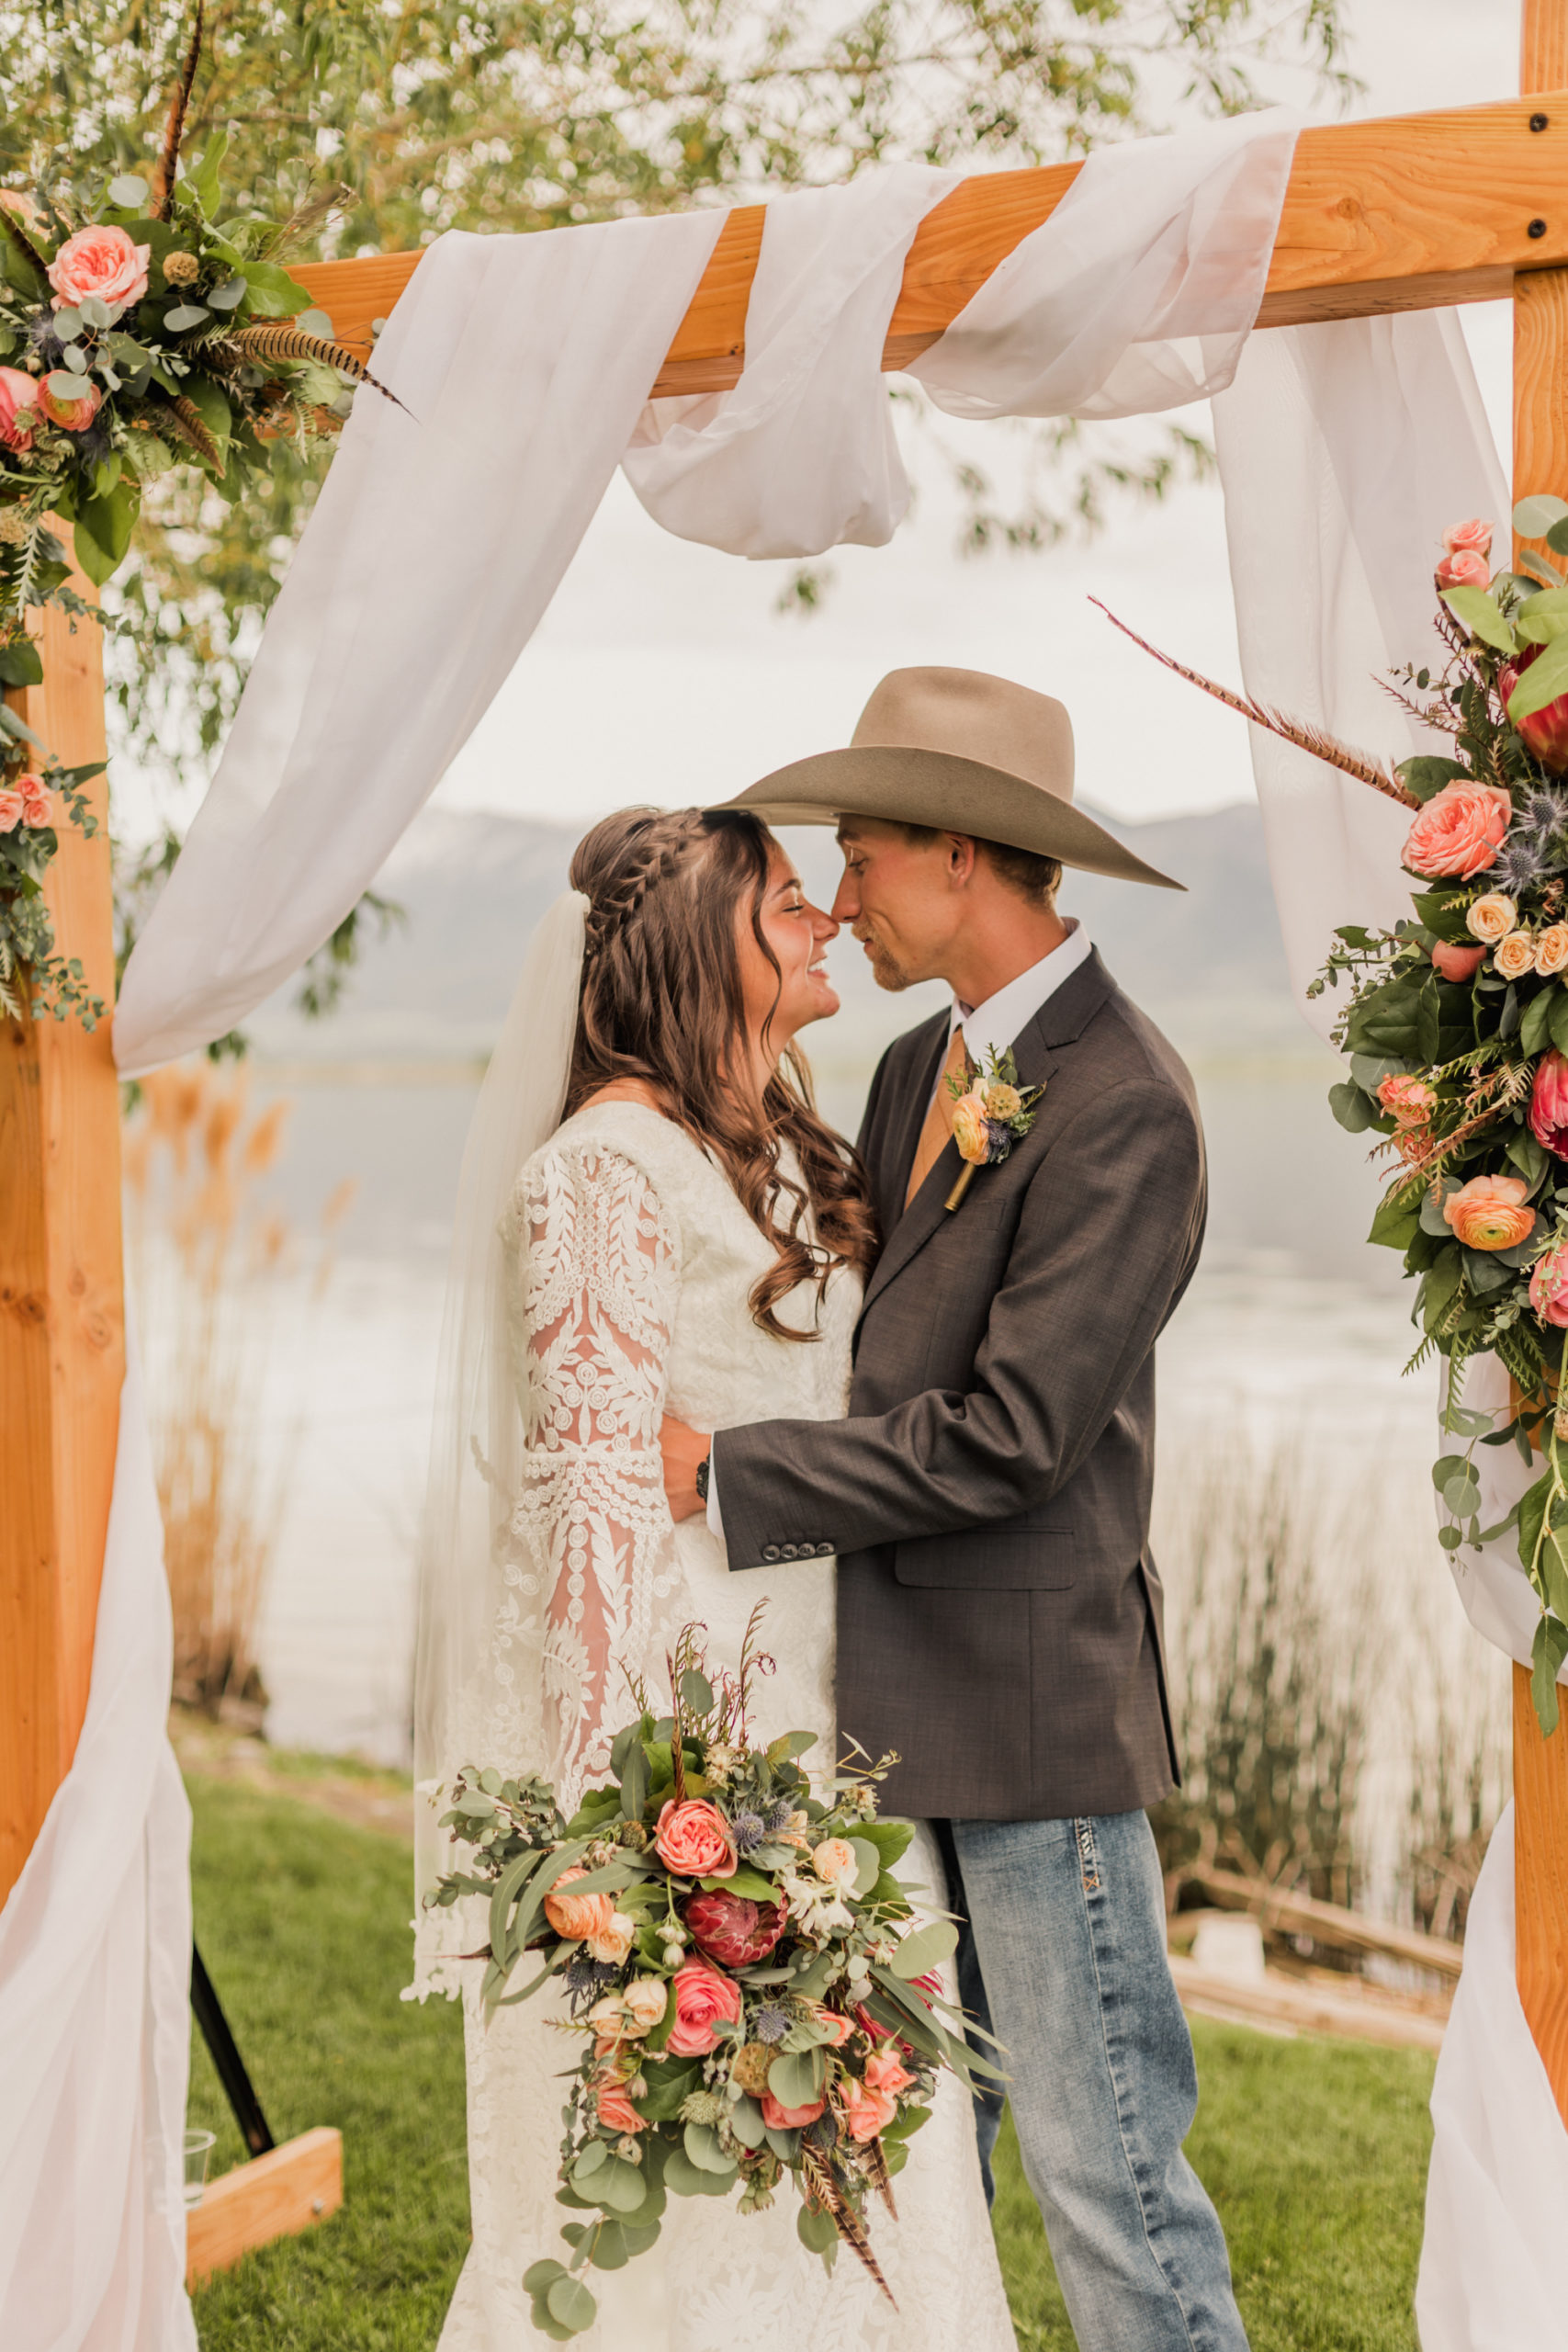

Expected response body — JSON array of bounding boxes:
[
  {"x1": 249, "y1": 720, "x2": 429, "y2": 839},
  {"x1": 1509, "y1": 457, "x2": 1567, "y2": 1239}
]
[
  {"x1": 294, "y1": 93, "x2": 1568, "y2": 397},
  {"x1": 0, "y1": 560, "x2": 122, "y2": 1906},
  {"x1": 185, "y1": 2128, "x2": 344, "y2": 2285}
]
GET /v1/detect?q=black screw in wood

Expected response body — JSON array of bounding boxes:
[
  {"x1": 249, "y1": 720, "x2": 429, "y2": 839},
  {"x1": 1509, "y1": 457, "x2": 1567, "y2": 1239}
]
[
  {"x1": 191, "y1": 1941, "x2": 276, "y2": 2158},
  {"x1": 1532, "y1": 112, "x2": 1551, "y2": 132},
  {"x1": 1530, "y1": 219, "x2": 1549, "y2": 238}
]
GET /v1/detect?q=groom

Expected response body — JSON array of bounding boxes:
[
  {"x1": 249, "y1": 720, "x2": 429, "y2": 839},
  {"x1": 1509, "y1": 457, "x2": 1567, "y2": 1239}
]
[{"x1": 660, "y1": 666, "x2": 1245, "y2": 2352}]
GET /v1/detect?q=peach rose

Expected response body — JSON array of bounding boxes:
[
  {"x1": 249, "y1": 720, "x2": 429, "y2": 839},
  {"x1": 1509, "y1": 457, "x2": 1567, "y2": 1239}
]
[
  {"x1": 812, "y1": 1838, "x2": 857, "y2": 1886},
  {"x1": 592, "y1": 2071, "x2": 645, "y2": 2135},
  {"x1": 543, "y1": 1864, "x2": 616, "y2": 1945},
  {"x1": 586, "y1": 1911, "x2": 637, "y2": 1966},
  {"x1": 863, "y1": 2050, "x2": 915, "y2": 2098},
  {"x1": 1432, "y1": 939, "x2": 1487, "y2": 983},
  {"x1": 39, "y1": 377, "x2": 101, "y2": 432},
  {"x1": 655, "y1": 1798, "x2": 736, "y2": 1880},
  {"x1": 761, "y1": 2084, "x2": 828, "y2": 2130},
  {"x1": 1437, "y1": 548, "x2": 1491, "y2": 589},
  {"x1": 0, "y1": 367, "x2": 39, "y2": 454},
  {"x1": 0, "y1": 786, "x2": 22, "y2": 833},
  {"x1": 1442, "y1": 1173, "x2": 1536, "y2": 1251},
  {"x1": 950, "y1": 1092, "x2": 990, "y2": 1166},
  {"x1": 621, "y1": 1976, "x2": 668, "y2": 2033},
  {"x1": 665, "y1": 1958, "x2": 743, "y2": 2056},
  {"x1": 1495, "y1": 930, "x2": 1539, "y2": 981},
  {"x1": 1538, "y1": 924, "x2": 1568, "y2": 977},
  {"x1": 1403, "y1": 785, "x2": 1512, "y2": 881},
  {"x1": 16, "y1": 775, "x2": 49, "y2": 829},
  {"x1": 1444, "y1": 518, "x2": 1494, "y2": 559},
  {"x1": 1466, "y1": 891, "x2": 1518, "y2": 944},
  {"x1": 47, "y1": 222, "x2": 150, "y2": 316},
  {"x1": 1377, "y1": 1074, "x2": 1437, "y2": 1128},
  {"x1": 1531, "y1": 1243, "x2": 1568, "y2": 1329},
  {"x1": 839, "y1": 2075, "x2": 898, "y2": 2143}
]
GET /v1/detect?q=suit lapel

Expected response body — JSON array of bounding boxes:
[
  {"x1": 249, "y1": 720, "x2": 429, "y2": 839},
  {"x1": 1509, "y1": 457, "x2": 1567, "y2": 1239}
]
[
  {"x1": 857, "y1": 949, "x2": 1115, "y2": 1326},
  {"x1": 874, "y1": 1013, "x2": 949, "y2": 1238}
]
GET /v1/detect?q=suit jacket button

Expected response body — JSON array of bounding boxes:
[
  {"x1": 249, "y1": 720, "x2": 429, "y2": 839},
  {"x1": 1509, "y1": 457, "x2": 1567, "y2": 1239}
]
[
  {"x1": 817, "y1": 1541, "x2": 833, "y2": 1556},
  {"x1": 761, "y1": 1545, "x2": 781, "y2": 1563},
  {"x1": 779, "y1": 1544, "x2": 798, "y2": 1560}
]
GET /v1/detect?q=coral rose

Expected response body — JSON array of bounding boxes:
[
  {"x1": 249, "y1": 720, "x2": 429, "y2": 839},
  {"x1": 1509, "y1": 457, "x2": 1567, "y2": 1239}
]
[
  {"x1": 592, "y1": 2072, "x2": 645, "y2": 2134},
  {"x1": 543, "y1": 1864, "x2": 616, "y2": 1945},
  {"x1": 39, "y1": 377, "x2": 101, "y2": 432},
  {"x1": 1531, "y1": 1243, "x2": 1568, "y2": 1329},
  {"x1": 840, "y1": 2075, "x2": 898, "y2": 2143},
  {"x1": 0, "y1": 367, "x2": 39, "y2": 453},
  {"x1": 1467, "y1": 892, "x2": 1518, "y2": 944},
  {"x1": 655, "y1": 1798, "x2": 736, "y2": 1881},
  {"x1": 1531, "y1": 1050, "x2": 1568, "y2": 1159},
  {"x1": 950, "y1": 1093, "x2": 991, "y2": 1166},
  {"x1": 1403, "y1": 784, "x2": 1512, "y2": 880},
  {"x1": 683, "y1": 1887, "x2": 786, "y2": 1967},
  {"x1": 0, "y1": 786, "x2": 22, "y2": 832},
  {"x1": 1495, "y1": 930, "x2": 1540, "y2": 981},
  {"x1": 1444, "y1": 518, "x2": 1494, "y2": 559},
  {"x1": 47, "y1": 223, "x2": 150, "y2": 316},
  {"x1": 811, "y1": 1838, "x2": 858, "y2": 1886},
  {"x1": 665, "y1": 1958, "x2": 743, "y2": 2056},
  {"x1": 1442, "y1": 1173, "x2": 1536, "y2": 1251},
  {"x1": 864, "y1": 2051, "x2": 915, "y2": 2098},
  {"x1": 17, "y1": 775, "x2": 50, "y2": 828},
  {"x1": 1377, "y1": 1075, "x2": 1437, "y2": 1128},
  {"x1": 1539, "y1": 924, "x2": 1568, "y2": 977},
  {"x1": 586, "y1": 1910, "x2": 637, "y2": 1966},
  {"x1": 1431, "y1": 939, "x2": 1487, "y2": 982},
  {"x1": 1437, "y1": 548, "x2": 1491, "y2": 589},
  {"x1": 761, "y1": 2085, "x2": 827, "y2": 2130}
]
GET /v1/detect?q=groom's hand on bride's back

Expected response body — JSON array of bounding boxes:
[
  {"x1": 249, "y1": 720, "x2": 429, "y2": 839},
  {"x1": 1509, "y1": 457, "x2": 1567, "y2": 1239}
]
[{"x1": 660, "y1": 1415, "x2": 709, "y2": 1521}]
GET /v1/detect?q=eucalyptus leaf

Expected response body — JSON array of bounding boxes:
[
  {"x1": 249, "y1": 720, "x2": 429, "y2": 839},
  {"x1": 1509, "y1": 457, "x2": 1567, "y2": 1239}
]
[
  {"x1": 595, "y1": 2156, "x2": 651, "y2": 2215},
  {"x1": 107, "y1": 175, "x2": 150, "y2": 208},
  {"x1": 546, "y1": 2275, "x2": 597, "y2": 2332},
  {"x1": 78, "y1": 293, "x2": 113, "y2": 331},
  {"x1": 682, "y1": 2122, "x2": 735, "y2": 2176},
  {"x1": 1328, "y1": 1080, "x2": 1375, "y2": 1135},
  {"x1": 888, "y1": 1917, "x2": 959, "y2": 1978},
  {"x1": 208, "y1": 276, "x2": 248, "y2": 311},
  {"x1": 729, "y1": 2096, "x2": 767, "y2": 2149},
  {"x1": 163, "y1": 303, "x2": 210, "y2": 332},
  {"x1": 797, "y1": 2205, "x2": 839, "y2": 2253},
  {"x1": 297, "y1": 306, "x2": 335, "y2": 338},
  {"x1": 1515, "y1": 493, "x2": 1568, "y2": 539}
]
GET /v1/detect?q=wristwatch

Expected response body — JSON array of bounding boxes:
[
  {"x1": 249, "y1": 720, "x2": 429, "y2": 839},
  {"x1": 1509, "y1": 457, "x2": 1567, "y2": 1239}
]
[{"x1": 694, "y1": 1453, "x2": 710, "y2": 1506}]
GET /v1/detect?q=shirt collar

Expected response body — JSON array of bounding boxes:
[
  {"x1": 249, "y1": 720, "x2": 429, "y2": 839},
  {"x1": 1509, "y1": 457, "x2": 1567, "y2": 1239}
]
[{"x1": 949, "y1": 920, "x2": 1092, "y2": 1071}]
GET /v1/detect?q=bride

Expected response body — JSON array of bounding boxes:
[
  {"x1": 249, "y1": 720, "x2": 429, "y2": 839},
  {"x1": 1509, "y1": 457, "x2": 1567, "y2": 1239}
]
[{"x1": 412, "y1": 803, "x2": 1018, "y2": 2352}]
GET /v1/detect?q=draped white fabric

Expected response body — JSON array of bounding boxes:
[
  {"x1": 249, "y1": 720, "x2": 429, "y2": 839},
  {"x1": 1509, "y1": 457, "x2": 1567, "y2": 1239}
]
[
  {"x1": 6, "y1": 103, "x2": 1555, "y2": 2350},
  {"x1": 0, "y1": 1344, "x2": 195, "y2": 2352}
]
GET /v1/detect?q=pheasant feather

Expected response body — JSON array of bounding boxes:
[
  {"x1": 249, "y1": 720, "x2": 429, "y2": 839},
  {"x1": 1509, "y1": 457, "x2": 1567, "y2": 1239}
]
[
  {"x1": 153, "y1": 392, "x2": 221, "y2": 469},
  {"x1": 1090, "y1": 599, "x2": 1420, "y2": 813},
  {"x1": 151, "y1": 3, "x2": 205, "y2": 222},
  {"x1": 218, "y1": 322, "x2": 404, "y2": 410},
  {"x1": 801, "y1": 2145, "x2": 897, "y2": 2305},
  {"x1": 863, "y1": 2134, "x2": 899, "y2": 2222}
]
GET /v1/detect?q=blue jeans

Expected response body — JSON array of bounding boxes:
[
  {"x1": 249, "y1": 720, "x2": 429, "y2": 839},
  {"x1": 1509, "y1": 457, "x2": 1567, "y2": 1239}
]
[{"x1": 934, "y1": 1812, "x2": 1248, "y2": 2352}]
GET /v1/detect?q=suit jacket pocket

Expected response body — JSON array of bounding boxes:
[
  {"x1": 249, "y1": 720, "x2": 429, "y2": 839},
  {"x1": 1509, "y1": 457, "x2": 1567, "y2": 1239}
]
[{"x1": 892, "y1": 1525, "x2": 1077, "y2": 1590}]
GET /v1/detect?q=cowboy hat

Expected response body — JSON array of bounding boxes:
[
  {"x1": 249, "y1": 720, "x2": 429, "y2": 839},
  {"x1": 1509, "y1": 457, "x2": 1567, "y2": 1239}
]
[{"x1": 708, "y1": 665, "x2": 1183, "y2": 891}]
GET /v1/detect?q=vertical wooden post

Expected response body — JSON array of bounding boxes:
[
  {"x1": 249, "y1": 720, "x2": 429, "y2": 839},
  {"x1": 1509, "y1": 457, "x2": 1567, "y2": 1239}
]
[
  {"x1": 0, "y1": 547, "x2": 123, "y2": 1905},
  {"x1": 1515, "y1": 0, "x2": 1568, "y2": 2127}
]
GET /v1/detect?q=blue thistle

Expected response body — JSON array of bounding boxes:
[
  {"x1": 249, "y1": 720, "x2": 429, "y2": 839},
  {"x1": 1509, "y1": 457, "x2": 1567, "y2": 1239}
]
[
  {"x1": 561, "y1": 1953, "x2": 619, "y2": 2010},
  {"x1": 762, "y1": 1799, "x2": 795, "y2": 1835},
  {"x1": 753, "y1": 2003, "x2": 792, "y2": 2044},
  {"x1": 1494, "y1": 833, "x2": 1556, "y2": 896},
  {"x1": 730, "y1": 1809, "x2": 766, "y2": 1856},
  {"x1": 1521, "y1": 786, "x2": 1568, "y2": 836}
]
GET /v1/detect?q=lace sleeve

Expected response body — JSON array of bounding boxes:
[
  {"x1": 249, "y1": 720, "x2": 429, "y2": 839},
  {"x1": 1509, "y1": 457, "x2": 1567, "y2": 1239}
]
[{"x1": 502, "y1": 1141, "x2": 687, "y2": 1802}]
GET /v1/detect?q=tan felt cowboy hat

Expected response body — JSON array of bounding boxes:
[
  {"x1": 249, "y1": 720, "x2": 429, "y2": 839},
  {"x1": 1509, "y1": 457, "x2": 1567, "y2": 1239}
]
[{"x1": 708, "y1": 665, "x2": 1183, "y2": 892}]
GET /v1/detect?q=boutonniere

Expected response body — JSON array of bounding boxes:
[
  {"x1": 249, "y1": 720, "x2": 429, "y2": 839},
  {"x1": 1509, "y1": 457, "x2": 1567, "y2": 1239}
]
[{"x1": 944, "y1": 1046, "x2": 1046, "y2": 1212}]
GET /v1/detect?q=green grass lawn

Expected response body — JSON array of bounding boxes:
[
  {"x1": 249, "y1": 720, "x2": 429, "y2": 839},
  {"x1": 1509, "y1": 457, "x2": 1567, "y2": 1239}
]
[{"x1": 186, "y1": 1772, "x2": 1434, "y2": 2351}]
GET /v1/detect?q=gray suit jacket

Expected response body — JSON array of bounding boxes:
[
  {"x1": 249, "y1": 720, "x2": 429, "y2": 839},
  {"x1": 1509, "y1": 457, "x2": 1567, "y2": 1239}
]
[{"x1": 710, "y1": 947, "x2": 1205, "y2": 1819}]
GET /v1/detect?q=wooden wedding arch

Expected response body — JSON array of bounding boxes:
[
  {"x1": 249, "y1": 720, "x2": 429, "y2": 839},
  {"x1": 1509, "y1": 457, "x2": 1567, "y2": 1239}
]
[{"x1": 5, "y1": 0, "x2": 1568, "y2": 2242}]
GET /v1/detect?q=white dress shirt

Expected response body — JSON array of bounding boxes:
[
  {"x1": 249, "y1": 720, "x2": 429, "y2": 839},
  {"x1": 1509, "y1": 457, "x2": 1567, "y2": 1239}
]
[{"x1": 705, "y1": 921, "x2": 1093, "y2": 1543}]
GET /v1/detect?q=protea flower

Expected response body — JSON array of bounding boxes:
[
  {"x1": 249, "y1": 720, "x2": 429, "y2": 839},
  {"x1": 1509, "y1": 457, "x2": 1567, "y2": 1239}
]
[
  {"x1": 682, "y1": 1887, "x2": 787, "y2": 1968},
  {"x1": 1530, "y1": 1049, "x2": 1568, "y2": 1159},
  {"x1": 1503, "y1": 646, "x2": 1568, "y2": 775}
]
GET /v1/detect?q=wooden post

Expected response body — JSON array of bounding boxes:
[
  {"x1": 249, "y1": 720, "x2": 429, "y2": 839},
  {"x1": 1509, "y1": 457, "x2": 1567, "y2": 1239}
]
[
  {"x1": 0, "y1": 549, "x2": 122, "y2": 1905},
  {"x1": 1515, "y1": 0, "x2": 1568, "y2": 2129}
]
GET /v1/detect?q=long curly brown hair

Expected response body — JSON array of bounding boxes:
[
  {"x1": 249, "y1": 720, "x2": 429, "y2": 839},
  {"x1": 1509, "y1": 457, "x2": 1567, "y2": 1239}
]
[{"x1": 565, "y1": 806, "x2": 877, "y2": 1340}]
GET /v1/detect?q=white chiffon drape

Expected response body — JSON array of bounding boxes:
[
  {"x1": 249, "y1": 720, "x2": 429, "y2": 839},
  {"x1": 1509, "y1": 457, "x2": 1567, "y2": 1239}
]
[{"x1": 5, "y1": 98, "x2": 1551, "y2": 2352}]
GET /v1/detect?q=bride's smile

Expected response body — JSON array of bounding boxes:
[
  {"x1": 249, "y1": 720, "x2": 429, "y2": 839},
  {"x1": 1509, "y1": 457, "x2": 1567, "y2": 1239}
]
[{"x1": 736, "y1": 843, "x2": 842, "y2": 1071}]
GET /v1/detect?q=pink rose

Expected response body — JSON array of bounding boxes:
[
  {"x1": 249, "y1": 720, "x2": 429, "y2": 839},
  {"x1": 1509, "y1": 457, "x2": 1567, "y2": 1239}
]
[
  {"x1": 543, "y1": 1864, "x2": 616, "y2": 1945},
  {"x1": 1531, "y1": 1051, "x2": 1568, "y2": 1159},
  {"x1": 592, "y1": 2071, "x2": 645, "y2": 2135},
  {"x1": 863, "y1": 2050, "x2": 915, "y2": 2098},
  {"x1": 1431, "y1": 940, "x2": 1487, "y2": 983},
  {"x1": 839, "y1": 2075, "x2": 898, "y2": 2143},
  {"x1": 761, "y1": 2084, "x2": 827, "y2": 2130},
  {"x1": 1531, "y1": 1243, "x2": 1568, "y2": 1329},
  {"x1": 1443, "y1": 518, "x2": 1494, "y2": 560},
  {"x1": 1437, "y1": 548, "x2": 1491, "y2": 589},
  {"x1": 1503, "y1": 649, "x2": 1568, "y2": 775},
  {"x1": 655, "y1": 1799, "x2": 736, "y2": 1881},
  {"x1": 1377, "y1": 1074, "x2": 1437, "y2": 1129},
  {"x1": 39, "y1": 378, "x2": 101, "y2": 432},
  {"x1": 1442, "y1": 1173, "x2": 1535, "y2": 1252},
  {"x1": 1402, "y1": 782, "x2": 1512, "y2": 880},
  {"x1": 665, "y1": 1958, "x2": 743, "y2": 2056},
  {"x1": 0, "y1": 786, "x2": 22, "y2": 833},
  {"x1": 47, "y1": 223, "x2": 150, "y2": 317},
  {"x1": 0, "y1": 367, "x2": 39, "y2": 454}
]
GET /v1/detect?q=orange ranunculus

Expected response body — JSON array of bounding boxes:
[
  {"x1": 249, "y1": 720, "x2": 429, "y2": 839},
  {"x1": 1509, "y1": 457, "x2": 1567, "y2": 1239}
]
[
  {"x1": 1441, "y1": 1173, "x2": 1536, "y2": 1252},
  {"x1": 543, "y1": 1864, "x2": 616, "y2": 1944}
]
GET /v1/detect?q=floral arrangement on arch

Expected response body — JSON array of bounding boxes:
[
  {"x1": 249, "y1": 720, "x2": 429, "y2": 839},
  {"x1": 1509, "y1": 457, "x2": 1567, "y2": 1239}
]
[
  {"x1": 0, "y1": 7, "x2": 393, "y2": 1025},
  {"x1": 427, "y1": 1614, "x2": 998, "y2": 2339},
  {"x1": 1101, "y1": 498, "x2": 1568, "y2": 1737}
]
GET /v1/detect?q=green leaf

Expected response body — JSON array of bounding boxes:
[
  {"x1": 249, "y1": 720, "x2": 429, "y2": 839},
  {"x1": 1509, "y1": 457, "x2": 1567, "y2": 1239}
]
[
  {"x1": 1515, "y1": 585, "x2": 1568, "y2": 644},
  {"x1": 700, "y1": 1863, "x2": 778, "y2": 1903},
  {"x1": 297, "y1": 306, "x2": 335, "y2": 339},
  {"x1": 1439, "y1": 586, "x2": 1517, "y2": 653},
  {"x1": 1530, "y1": 1612, "x2": 1568, "y2": 1736},
  {"x1": 1368, "y1": 1193, "x2": 1420, "y2": 1253},
  {"x1": 178, "y1": 372, "x2": 232, "y2": 469},
  {"x1": 236, "y1": 258, "x2": 313, "y2": 317},
  {"x1": 1395, "y1": 756, "x2": 1468, "y2": 805},
  {"x1": 853, "y1": 1820, "x2": 916, "y2": 1866},
  {"x1": 208, "y1": 275, "x2": 248, "y2": 311},
  {"x1": 107, "y1": 173, "x2": 150, "y2": 207},
  {"x1": 888, "y1": 1918, "x2": 959, "y2": 1978},
  {"x1": 1517, "y1": 493, "x2": 1568, "y2": 539},
  {"x1": 618, "y1": 1741, "x2": 649, "y2": 1826},
  {"x1": 163, "y1": 302, "x2": 210, "y2": 332},
  {"x1": 766, "y1": 2048, "x2": 825, "y2": 2109},
  {"x1": 632, "y1": 2057, "x2": 701, "y2": 2122},
  {"x1": 523, "y1": 2260, "x2": 569, "y2": 2298},
  {"x1": 1431, "y1": 1453, "x2": 1469, "y2": 1492},
  {"x1": 662, "y1": 2145, "x2": 734, "y2": 2199},
  {"x1": 681, "y1": 1669, "x2": 715, "y2": 1714},
  {"x1": 729, "y1": 2096, "x2": 767, "y2": 2149},
  {"x1": 595, "y1": 2156, "x2": 650, "y2": 2216},
  {"x1": 187, "y1": 130, "x2": 230, "y2": 218},
  {"x1": 1327, "y1": 1079, "x2": 1375, "y2": 1134},
  {"x1": 682, "y1": 2122, "x2": 736, "y2": 2176},
  {"x1": 547, "y1": 2275, "x2": 597, "y2": 2333},
  {"x1": 847, "y1": 1837, "x2": 882, "y2": 1895},
  {"x1": 797, "y1": 2205, "x2": 839, "y2": 2253},
  {"x1": 572, "y1": 2139, "x2": 607, "y2": 2180},
  {"x1": 1509, "y1": 632, "x2": 1568, "y2": 721},
  {"x1": 0, "y1": 640, "x2": 42, "y2": 688},
  {"x1": 73, "y1": 479, "x2": 140, "y2": 587},
  {"x1": 1522, "y1": 988, "x2": 1558, "y2": 1057},
  {"x1": 1549, "y1": 989, "x2": 1568, "y2": 1061},
  {"x1": 1550, "y1": 518, "x2": 1568, "y2": 560}
]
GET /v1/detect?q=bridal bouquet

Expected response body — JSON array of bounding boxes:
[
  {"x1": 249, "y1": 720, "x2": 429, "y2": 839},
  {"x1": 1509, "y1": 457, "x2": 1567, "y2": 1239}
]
[{"x1": 427, "y1": 1618, "x2": 996, "y2": 2338}]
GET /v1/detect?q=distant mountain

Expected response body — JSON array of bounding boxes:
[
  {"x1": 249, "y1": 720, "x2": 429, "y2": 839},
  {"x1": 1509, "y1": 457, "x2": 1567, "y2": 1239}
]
[{"x1": 247, "y1": 797, "x2": 1320, "y2": 1091}]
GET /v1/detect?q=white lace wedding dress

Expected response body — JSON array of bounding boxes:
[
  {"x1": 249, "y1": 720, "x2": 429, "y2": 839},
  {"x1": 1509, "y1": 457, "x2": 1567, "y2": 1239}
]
[{"x1": 438, "y1": 1099, "x2": 1017, "y2": 2352}]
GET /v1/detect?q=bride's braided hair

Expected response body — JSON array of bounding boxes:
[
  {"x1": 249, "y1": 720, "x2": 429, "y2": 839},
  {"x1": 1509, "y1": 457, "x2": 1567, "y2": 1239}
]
[{"x1": 566, "y1": 806, "x2": 877, "y2": 1340}]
